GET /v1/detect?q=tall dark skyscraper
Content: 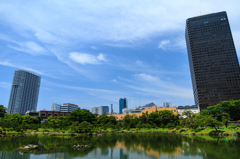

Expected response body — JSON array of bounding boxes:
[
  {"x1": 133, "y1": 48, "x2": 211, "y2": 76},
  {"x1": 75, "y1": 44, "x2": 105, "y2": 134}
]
[
  {"x1": 119, "y1": 98, "x2": 127, "y2": 114},
  {"x1": 8, "y1": 70, "x2": 41, "y2": 114},
  {"x1": 185, "y1": 11, "x2": 240, "y2": 110}
]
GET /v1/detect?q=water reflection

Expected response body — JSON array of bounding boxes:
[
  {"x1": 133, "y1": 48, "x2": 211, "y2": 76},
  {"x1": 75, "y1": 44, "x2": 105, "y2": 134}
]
[
  {"x1": 0, "y1": 151, "x2": 30, "y2": 159},
  {"x1": 0, "y1": 134, "x2": 239, "y2": 159}
]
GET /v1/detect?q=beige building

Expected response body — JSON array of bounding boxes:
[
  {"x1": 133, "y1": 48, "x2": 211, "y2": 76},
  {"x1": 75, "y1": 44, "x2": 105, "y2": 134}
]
[{"x1": 108, "y1": 105, "x2": 177, "y2": 120}]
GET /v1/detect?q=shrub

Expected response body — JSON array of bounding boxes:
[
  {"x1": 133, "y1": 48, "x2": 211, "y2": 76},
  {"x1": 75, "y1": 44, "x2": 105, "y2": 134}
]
[
  {"x1": 62, "y1": 131, "x2": 65, "y2": 133},
  {"x1": 165, "y1": 123, "x2": 174, "y2": 128},
  {"x1": 228, "y1": 124, "x2": 237, "y2": 129},
  {"x1": 127, "y1": 126, "x2": 131, "y2": 131}
]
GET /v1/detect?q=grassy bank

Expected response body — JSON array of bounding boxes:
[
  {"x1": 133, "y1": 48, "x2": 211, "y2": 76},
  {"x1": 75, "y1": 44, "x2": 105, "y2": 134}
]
[{"x1": 1, "y1": 127, "x2": 239, "y2": 136}]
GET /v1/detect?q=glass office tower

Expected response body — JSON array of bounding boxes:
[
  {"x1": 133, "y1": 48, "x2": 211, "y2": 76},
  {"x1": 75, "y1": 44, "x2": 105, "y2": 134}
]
[
  {"x1": 119, "y1": 98, "x2": 127, "y2": 114},
  {"x1": 7, "y1": 70, "x2": 41, "y2": 114},
  {"x1": 185, "y1": 11, "x2": 240, "y2": 110}
]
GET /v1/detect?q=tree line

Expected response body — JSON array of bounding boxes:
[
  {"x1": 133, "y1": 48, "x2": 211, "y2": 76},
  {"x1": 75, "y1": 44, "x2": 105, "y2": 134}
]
[{"x1": 0, "y1": 99, "x2": 239, "y2": 132}]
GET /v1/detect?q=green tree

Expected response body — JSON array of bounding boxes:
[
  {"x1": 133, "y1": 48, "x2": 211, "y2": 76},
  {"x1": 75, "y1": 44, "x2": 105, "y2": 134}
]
[
  {"x1": 0, "y1": 105, "x2": 6, "y2": 117},
  {"x1": 77, "y1": 121, "x2": 94, "y2": 133},
  {"x1": 182, "y1": 109, "x2": 193, "y2": 118},
  {"x1": 69, "y1": 109, "x2": 96, "y2": 124}
]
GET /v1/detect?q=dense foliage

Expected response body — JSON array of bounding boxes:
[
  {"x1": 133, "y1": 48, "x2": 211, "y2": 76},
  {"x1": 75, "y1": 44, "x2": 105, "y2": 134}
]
[{"x1": 207, "y1": 99, "x2": 240, "y2": 121}]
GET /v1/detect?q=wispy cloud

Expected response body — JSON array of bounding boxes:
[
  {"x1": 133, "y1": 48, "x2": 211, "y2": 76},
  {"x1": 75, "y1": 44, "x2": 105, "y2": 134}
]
[
  {"x1": 0, "y1": 81, "x2": 11, "y2": 89},
  {"x1": 91, "y1": 46, "x2": 98, "y2": 50},
  {"x1": 8, "y1": 41, "x2": 47, "y2": 55},
  {"x1": 69, "y1": 52, "x2": 107, "y2": 65},
  {"x1": 158, "y1": 38, "x2": 186, "y2": 51},
  {"x1": 0, "y1": 60, "x2": 56, "y2": 78},
  {"x1": 125, "y1": 73, "x2": 193, "y2": 99},
  {"x1": 104, "y1": 43, "x2": 134, "y2": 48}
]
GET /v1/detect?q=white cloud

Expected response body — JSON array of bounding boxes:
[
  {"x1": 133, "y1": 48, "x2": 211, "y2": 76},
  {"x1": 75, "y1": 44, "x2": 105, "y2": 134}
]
[
  {"x1": 158, "y1": 40, "x2": 170, "y2": 50},
  {"x1": 134, "y1": 73, "x2": 159, "y2": 82},
  {"x1": 158, "y1": 38, "x2": 186, "y2": 51},
  {"x1": 135, "y1": 60, "x2": 143, "y2": 65},
  {"x1": 8, "y1": 41, "x2": 47, "y2": 55},
  {"x1": 112, "y1": 79, "x2": 117, "y2": 82},
  {"x1": 128, "y1": 73, "x2": 193, "y2": 98},
  {"x1": 0, "y1": 81, "x2": 11, "y2": 89},
  {"x1": 0, "y1": 60, "x2": 56, "y2": 78},
  {"x1": 91, "y1": 46, "x2": 98, "y2": 50},
  {"x1": 69, "y1": 52, "x2": 107, "y2": 65}
]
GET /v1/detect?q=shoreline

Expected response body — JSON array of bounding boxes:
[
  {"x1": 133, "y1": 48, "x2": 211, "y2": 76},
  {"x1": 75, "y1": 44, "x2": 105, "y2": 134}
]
[{"x1": 0, "y1": 129, "x2": 239, "y2": 137}]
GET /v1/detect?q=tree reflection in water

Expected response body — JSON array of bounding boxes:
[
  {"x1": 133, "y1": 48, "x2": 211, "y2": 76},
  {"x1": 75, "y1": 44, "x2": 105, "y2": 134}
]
[{"x1": 0, "y1": 134, "x2": 239, "y2": 159}]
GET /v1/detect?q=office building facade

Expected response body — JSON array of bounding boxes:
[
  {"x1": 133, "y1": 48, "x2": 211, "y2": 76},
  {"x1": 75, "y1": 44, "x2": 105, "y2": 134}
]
[
  {"x1": 163, "y1": 102, "x2": 170, "y2": 107},
  {"x1": 92, "y1": 106, "x2": 104, "y2": 115},
  {"x1": 101, "y1": 106, "x2": 109, "y2": 114},
  {"x1": 7, "y1": 70, "x2": 41, "y2": 115},
  {"x1": 51, "y1": 102, "x2": 61, "y2": 111},
  {"x1": 119, "y1": 98, "x2": 127, "y2": 114},
  {"x1": 185, "y1": 11, "x2": 240, "y2": 110},
  {"x1": 60, "y1": 103, "x2": 80, "y2": 112}
]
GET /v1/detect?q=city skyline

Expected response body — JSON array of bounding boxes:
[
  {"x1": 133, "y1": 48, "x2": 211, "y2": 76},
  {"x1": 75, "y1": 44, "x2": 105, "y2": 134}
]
[{"x1": 1, "y1": 1, "x2": 240, "y2": 111}]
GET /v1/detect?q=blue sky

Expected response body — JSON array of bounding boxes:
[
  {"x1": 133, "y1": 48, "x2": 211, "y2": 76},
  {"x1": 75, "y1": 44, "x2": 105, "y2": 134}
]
[{"x1": 1, "y1": 0, "x2": 240, "y2": 112}]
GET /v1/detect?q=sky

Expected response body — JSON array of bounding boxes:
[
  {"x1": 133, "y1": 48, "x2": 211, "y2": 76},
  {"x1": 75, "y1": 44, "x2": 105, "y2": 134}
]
[{"x1": 1, "y1": 0, "x2": 240, "y2": 112}]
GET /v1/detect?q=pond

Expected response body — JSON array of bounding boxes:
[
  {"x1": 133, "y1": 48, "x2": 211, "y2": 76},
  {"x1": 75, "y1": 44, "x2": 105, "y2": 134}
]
[{"x1": 0, "y1": 133, "x2": 239, "y2": 159}]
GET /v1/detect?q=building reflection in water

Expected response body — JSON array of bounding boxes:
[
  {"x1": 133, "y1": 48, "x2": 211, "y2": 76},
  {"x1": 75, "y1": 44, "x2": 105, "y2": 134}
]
[
  {"x1": 89, "y1": 148, "x2": 109, "y2": 156},
  {"x1": 0, "y1": 151, "x2": 30, "y2": 159},
  {"x1": 120, "y1": 149, "x2": 128, "y2": 159}
]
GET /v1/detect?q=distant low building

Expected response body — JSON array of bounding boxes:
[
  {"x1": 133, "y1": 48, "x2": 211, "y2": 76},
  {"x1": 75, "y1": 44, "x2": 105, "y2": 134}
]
[
  {"x1": 39, "y1": 110, "x2": 71, "y2": 121},
  {"x1": 163, "y1": 102, "x2": 170, "y2": 107},
  {"x1": 92, "y1": 106, "x2": 109, "y2": 115},
  {"x1": 108, "y1": 104, "x2": 177, "y2": 120},
  {"x1": 52, "y1": 102, "x2": 61, "y2": 111},
  {"x1": 92, "y1": 107, "x2": 104, "y2": 115},
  {"x1": 122, "y1": 107, "x2": 145, "y2": 114},
  {"x1": 60, "y1": 103, "x2": 80, "y2": 112},
  {"x1": 177, "y1": 105, "x2": 199, "y2": 116},
  {"x1": 25, "y1": 111, "x2": 39, "y2": 118}
]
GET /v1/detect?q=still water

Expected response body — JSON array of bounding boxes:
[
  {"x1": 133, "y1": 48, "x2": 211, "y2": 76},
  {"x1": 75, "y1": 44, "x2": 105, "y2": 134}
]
[{"x1": 0, "y1": 133, "x2": 239, "y2": 159}]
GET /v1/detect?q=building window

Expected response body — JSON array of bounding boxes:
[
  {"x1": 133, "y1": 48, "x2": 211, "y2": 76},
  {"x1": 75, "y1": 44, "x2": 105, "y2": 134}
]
[
  {"x1": 60, "y1": 114, "x2": 63, "y2": 116},
  {"x1": 54, "y1": 114, "x2": 58, "y2": 116},
  {"x1": 174, "y1": 110, "x2": 176, "y2": 112},
  {"x1": 42, "y1": 114, "x2": 45, "y2": 116}
]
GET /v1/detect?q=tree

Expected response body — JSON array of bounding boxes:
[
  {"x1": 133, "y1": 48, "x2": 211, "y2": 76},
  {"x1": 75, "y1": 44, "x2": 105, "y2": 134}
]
[
  {"x1": 77, "y1": 121, "x2": 94, "y2": 133},
  {"x1": 97, "y1": 114, "x2": 110, "y2": 125},
  {"x1": 182, "y1": 110, "x2": 193, "y2": 118},
  {"x1": 205, "y1": 115, "x2": 223, "y2": 131},
  {"x1": 0, "y1": 105, "x2": 6, "y2": 117},
  {"x1": 148, "y1": 112, "x2": 161, "y2": 126},
  {"x1": 221, "y1": 113, "x2": 231, "y2": 128},
  {"x1": 207, "y1": 99, "x2": 240, "y2": 121},
  {"x1": 68, "y1": 109, "x2": 97, "y2": 124}
]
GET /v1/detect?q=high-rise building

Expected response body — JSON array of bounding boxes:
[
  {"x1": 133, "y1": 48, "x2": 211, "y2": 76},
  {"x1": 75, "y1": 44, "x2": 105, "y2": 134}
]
[
  {"x1": 60, "y1": 103, "x2": 80, "y2": 112},
  {"x1": 7, "y1": 70, "x2": 41, "y2": 115},
  {"x1": 119, "y1": 98, "x2": 127, "y2": 114},
  {"x1": 185, "y1": 11, "x2": 240, "y2": 110},
  {"x1": 51, "y1": 102, "x2": 61, "y2": 111},
  {"x1": 101, "y1": 106, "x2": 109, "y2": 114}
]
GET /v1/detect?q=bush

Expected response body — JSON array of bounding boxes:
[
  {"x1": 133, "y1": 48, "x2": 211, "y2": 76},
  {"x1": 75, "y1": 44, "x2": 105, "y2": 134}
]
[
  {"x1": 165, "y1": 123, "x2": 174, "y2": 128},
  {"x1": 228, "y1": 124, "x2": 237, "y2": 129},
  {"x1": 62, "y1": 131, "x2": 65, "y2": 133}
]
